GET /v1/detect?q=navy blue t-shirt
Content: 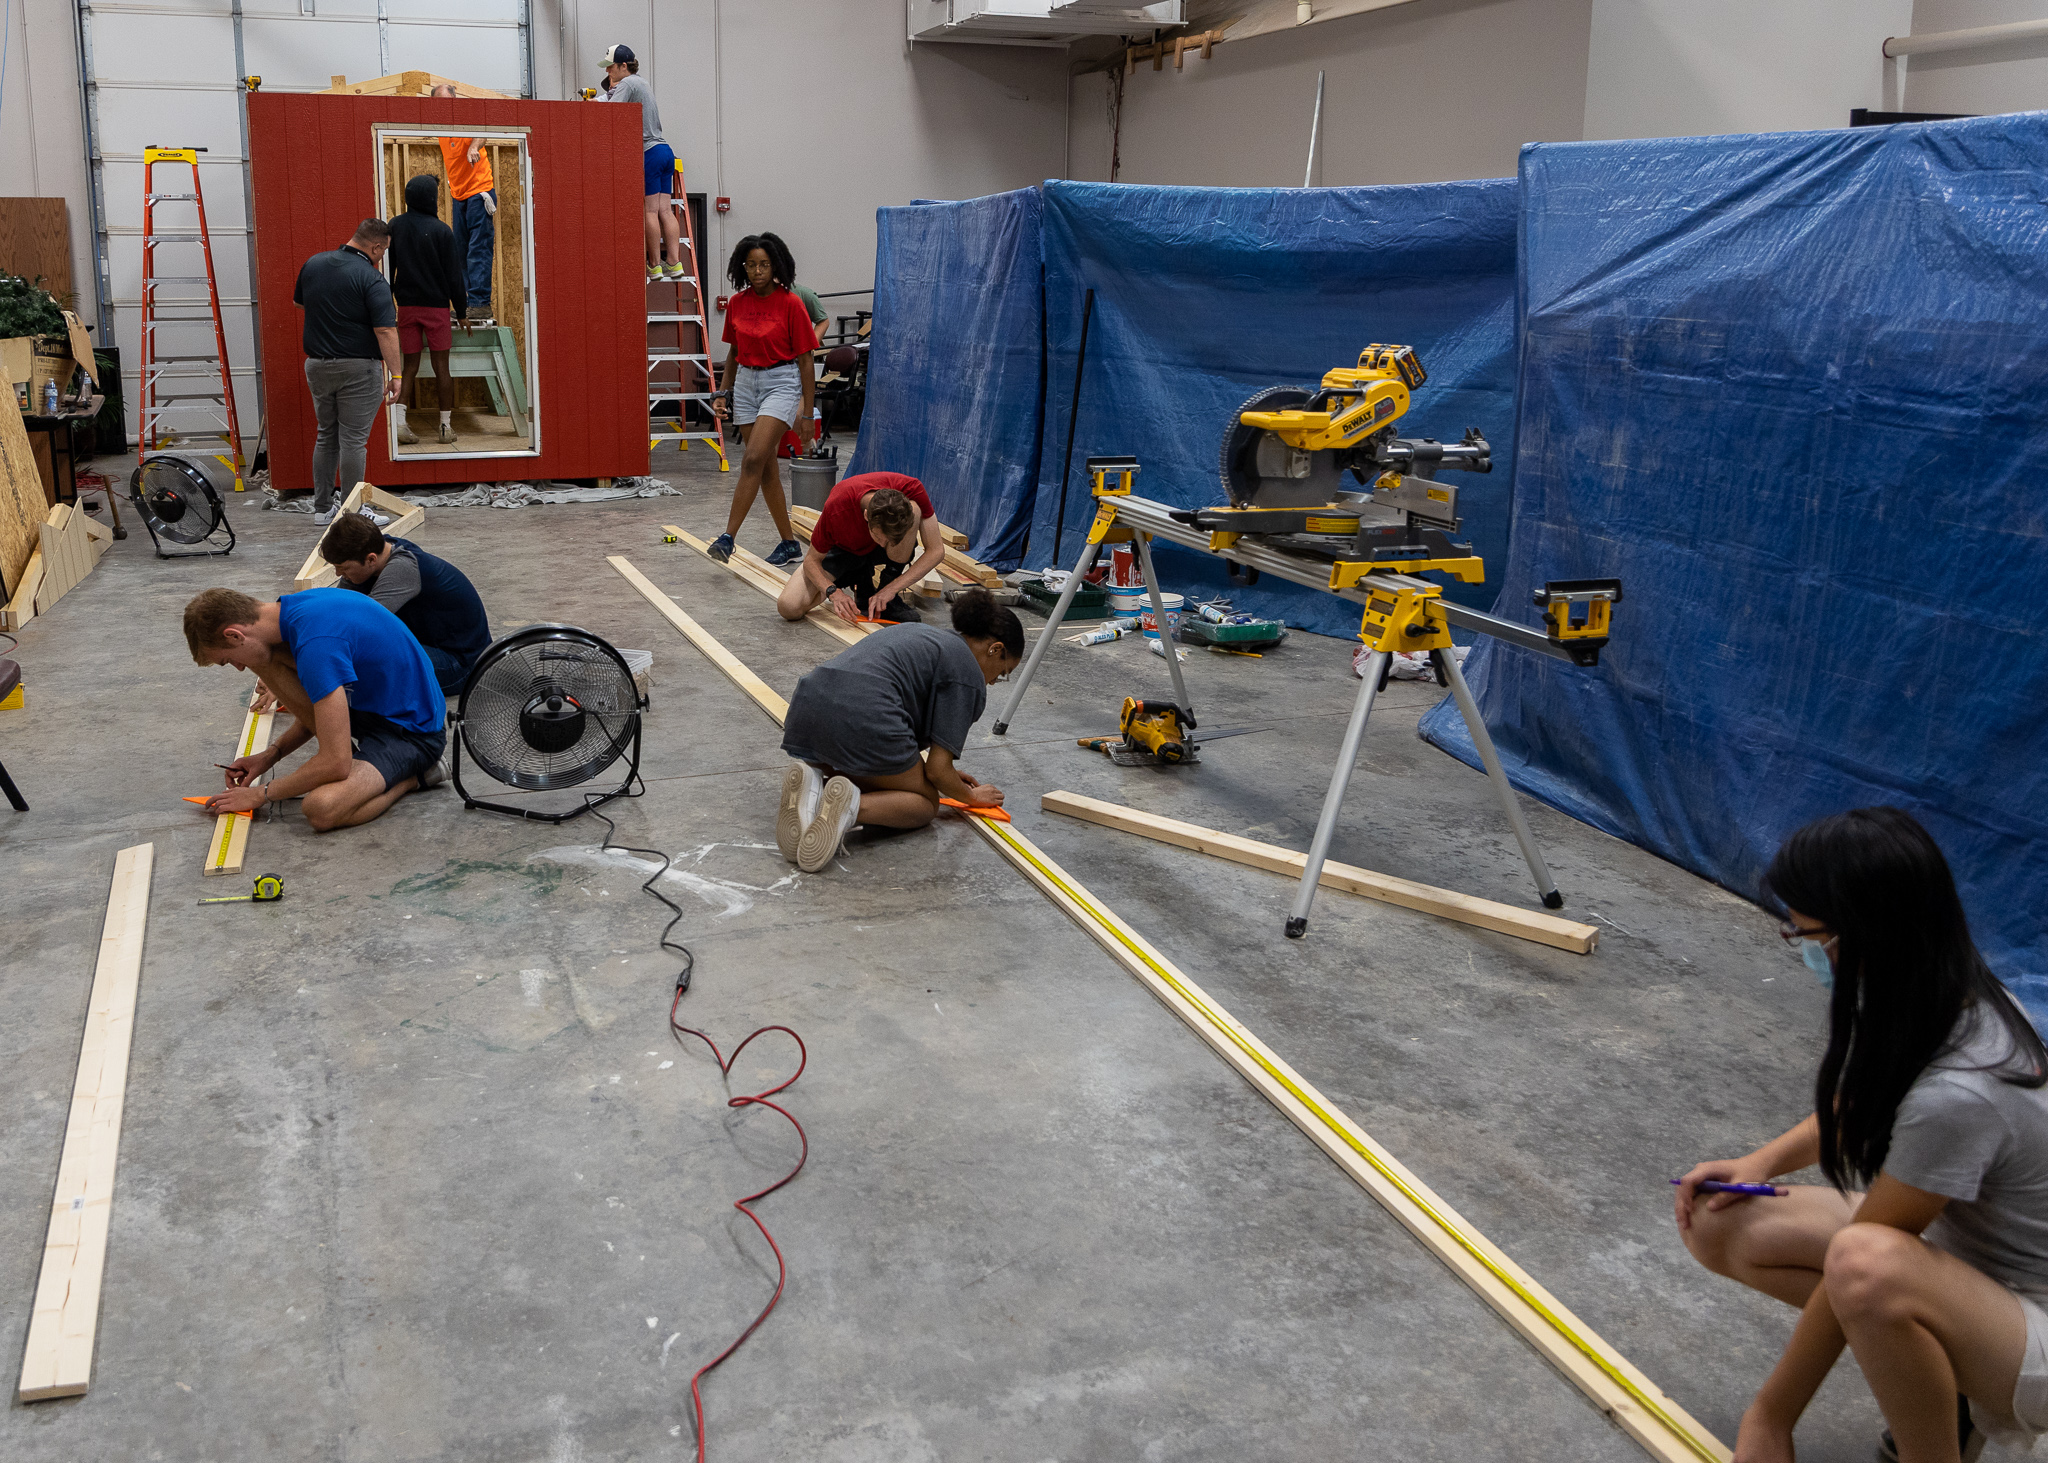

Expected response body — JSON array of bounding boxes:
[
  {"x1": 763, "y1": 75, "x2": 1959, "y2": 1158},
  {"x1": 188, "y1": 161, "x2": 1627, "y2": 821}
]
[{"x1": 278, "y1": 588, "x2": 445, "y2": 733}]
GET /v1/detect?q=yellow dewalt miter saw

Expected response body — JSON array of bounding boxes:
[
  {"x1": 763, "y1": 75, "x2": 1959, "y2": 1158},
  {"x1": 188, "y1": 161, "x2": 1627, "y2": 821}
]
[{"x1": 1180, "y1": 343, "x2": 1492, "y2": 587}]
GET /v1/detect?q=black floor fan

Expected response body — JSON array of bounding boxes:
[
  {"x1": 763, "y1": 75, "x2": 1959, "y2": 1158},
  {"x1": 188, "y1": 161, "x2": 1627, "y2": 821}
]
[
  {"x1": 130, "y1": 454, "x2": 236, "y2": 558},
  {"x1": 451, "y1": 624, "x2": 644, "y2": 822}
]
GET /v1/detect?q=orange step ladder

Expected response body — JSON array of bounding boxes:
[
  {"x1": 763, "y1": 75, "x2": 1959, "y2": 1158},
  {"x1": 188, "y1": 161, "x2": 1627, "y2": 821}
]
[
  {"x1": 138, "y1": 146, "x2": 246, "y2": 488},
  {"x1": 647, "y1": 164, "x2": 728, "y2": 468}
]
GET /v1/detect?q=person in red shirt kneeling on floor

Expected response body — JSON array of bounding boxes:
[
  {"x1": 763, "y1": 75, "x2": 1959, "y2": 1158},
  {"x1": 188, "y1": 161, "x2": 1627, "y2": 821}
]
[
  {"x1": 776, "y1": 471, "x2": 948, "y2": 625},
  {"x1": 706, "y1": 233, "x2": 817, "y2": 568}
]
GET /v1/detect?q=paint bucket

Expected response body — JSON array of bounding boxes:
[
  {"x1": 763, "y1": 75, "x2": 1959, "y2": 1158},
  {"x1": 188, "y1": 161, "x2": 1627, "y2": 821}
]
[
  {"x1": 1107, "y1": 589, "x2": 1145, "y2": 613},
  {"x1": 1109, "y1": 544, "x2": 1140, "y2": 588},
  {"x1": 786, "y1": 449, "x2": 838, "y2": 511}
]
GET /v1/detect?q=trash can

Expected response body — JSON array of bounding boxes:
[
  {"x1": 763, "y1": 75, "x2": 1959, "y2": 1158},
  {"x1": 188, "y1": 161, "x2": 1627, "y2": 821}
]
[{"x1": 786, "y1": 446, "x2": 839, "y2": 510}]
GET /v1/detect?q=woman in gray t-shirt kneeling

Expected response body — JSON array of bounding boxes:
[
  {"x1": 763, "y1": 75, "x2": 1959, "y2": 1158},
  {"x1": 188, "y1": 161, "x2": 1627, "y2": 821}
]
[
  {"x1": 1676, "y1": 807, "x2": 2048, "y2": 1462},
  {"x1": 775, "y1": 588, "x2": 1023, "y2": 874}
]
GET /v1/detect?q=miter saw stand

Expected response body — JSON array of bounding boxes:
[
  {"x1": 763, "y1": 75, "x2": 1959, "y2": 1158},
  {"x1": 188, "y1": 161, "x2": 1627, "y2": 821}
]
[{"x1": 990, "y1": 454, "x2": 1620, "y2": 939}]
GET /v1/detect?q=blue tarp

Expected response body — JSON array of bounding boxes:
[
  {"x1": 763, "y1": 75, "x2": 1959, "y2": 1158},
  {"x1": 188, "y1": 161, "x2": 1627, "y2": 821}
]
[
  {"x1": 1029, "y1": 179, "x2": 1521, "y2": 634},
  {"x1": 1421, "y1": 117, "x2": 2048, "y2": 1004},
  {"x1": 848, "y1": 188, "x2": 1044, "y2": 567}
]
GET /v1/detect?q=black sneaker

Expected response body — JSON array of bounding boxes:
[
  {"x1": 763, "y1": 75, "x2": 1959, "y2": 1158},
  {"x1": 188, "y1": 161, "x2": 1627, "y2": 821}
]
[
  {"x1": 706, "y1": 533, "x2": 734, "y2": 563},
  {"x1": 1876, "y1": 1394, "x2": 1985, "y2": 1461},
  {"x1": 764, "y1": 538, "x2": 803, "y2": 567},
  {"x1": 880, "y1": 597, "x2": 922, "y2": 622}
]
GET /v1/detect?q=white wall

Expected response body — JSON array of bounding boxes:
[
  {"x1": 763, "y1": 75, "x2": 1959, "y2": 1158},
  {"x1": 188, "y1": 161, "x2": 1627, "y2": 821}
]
[
  {"x1": 1900, "y1": 0, "x2": 2048, "y2": 114},
  {"x1": 532, "y1": 0, "x2": 1069, "y2": 301},
  {"x1": 1068, "y1": 0, "x2": 1594, "y2": 187},
  {"x1": 0, "y1": 0, "x2": 95, "y2": 321},
  {"x1": 1581, "y1": 0, "x2": 1916, "y2": 140}
]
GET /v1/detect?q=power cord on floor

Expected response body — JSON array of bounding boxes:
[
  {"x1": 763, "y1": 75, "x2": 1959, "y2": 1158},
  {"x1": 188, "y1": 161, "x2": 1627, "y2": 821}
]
[
  {"x1": 585, "y1": 793, "x2": 806, "y2": 1460},
  {"x1": 586, "y1": 795, "x2": 695, "y2": 994}
]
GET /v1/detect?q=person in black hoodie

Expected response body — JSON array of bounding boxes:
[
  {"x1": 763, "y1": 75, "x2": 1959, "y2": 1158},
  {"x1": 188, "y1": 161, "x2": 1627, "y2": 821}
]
[{"x1": 387, "y1": 174, "x2": 465, "y2": 447}]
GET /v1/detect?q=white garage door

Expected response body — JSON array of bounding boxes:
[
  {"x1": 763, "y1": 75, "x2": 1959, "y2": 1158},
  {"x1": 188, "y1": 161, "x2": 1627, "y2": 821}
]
[{"x1": 79, "y1": 0, "x2": 531, "y2": 453}]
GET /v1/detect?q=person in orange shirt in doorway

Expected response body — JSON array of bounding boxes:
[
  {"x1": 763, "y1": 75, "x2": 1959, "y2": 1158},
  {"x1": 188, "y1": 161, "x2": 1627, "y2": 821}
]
[{"x1": 430, "y1": 83, "x2": 495, "y2": 325}]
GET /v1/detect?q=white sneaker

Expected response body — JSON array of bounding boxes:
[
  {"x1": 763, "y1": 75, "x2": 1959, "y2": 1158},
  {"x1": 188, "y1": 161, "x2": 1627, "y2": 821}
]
[
  {"x1": 313, "y1": 509, "x2": 335, "y2": 525},
  {"x1": 360, "y1": 508, "x2": 391, "y2": 527},
  {"x1": 796, "y1": 776, "x2": 859, "y2": 873},
  {"x1": 776, "y1": 761, "x2": 823, "y2": 863},
  {"x1": 417, "y1": 749, "x2": 449, "y2": 790}
]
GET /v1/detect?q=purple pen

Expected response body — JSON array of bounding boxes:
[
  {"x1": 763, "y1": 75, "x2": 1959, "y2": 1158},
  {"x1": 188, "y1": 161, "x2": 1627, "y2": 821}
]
[{"x1": 1670, "y1": 1179, "x2": 1784, "y2": 1197}]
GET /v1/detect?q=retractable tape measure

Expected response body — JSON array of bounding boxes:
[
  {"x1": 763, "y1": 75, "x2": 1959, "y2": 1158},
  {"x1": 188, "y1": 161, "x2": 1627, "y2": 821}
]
[{"x1": 197, "y1": 873, "x2": 284, "y2": 906}]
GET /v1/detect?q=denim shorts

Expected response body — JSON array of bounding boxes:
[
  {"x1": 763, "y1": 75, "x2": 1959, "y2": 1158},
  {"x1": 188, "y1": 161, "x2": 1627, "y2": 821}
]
[{"x1": 732, "y1": 362, "x2": 801, "y2": 428}]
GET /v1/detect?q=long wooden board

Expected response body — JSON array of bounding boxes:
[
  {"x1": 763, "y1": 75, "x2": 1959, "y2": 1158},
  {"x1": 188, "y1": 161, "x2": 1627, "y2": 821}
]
[
  {"x1": 203, "y1": 703, "x2": 275, "y2": 877},
  {"x1": 661, "y1": 524, "x2": 866, "y2": 648},
  {"x1": 1042, "y1": 790, "x2": 1599, "y2": 954},
  {"x1": 291, "y1": 483, "x2": 427, "y2": 593},
  {"x1": 786, "y1": 503, "x2": 999, "y2": 587},
  {"x1": 619, "y1": 571, "x2": 1723, "y2": 1463},
  {"x1": 20, "y1": 842, "x2": 155, "y2": 1402},
  {"x1": 606, "y1": 557, "x2": 789, "y2": 721},
  {"x1": 962, "y1": 815, "x2": 1719, "y2": 1463}
]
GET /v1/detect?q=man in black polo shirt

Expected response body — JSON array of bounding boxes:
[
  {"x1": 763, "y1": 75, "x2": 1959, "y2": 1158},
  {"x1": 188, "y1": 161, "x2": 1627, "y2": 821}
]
[
  {"x1": 317, "y1": 512, "x2": 492, "y2": 695},
  {"x1": 294, "y1": 219, "x2": 402, "y2": 523}
]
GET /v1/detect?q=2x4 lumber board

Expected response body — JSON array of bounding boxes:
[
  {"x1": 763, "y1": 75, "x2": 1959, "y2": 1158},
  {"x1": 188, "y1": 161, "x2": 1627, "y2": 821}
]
[
  {"x1": 961, "y1": 813, "x2": 1723, "y2": 1463},
  {"x1": 662, "y1": 524, "x2": 866, "y2": 648},
  {"x1": 203, "y1": 705, "x2": 275, "y2": 876},
  {"x1": 619, "y1": 596, "x2": 1720, "y2": 1463},
  {"x1": 606, "y1": 557, "x2": 789, "y2": 721},
  {"x1": 292, "y1": 484, "x2": 426, "y2": 592},
  {"x1": 786, "y1": 504, "x2": 994, "y2": 586},
  {"x1": 1042, "y1": 791, "x2": 1600, "y2": 954},
  {"x1": 19, "y1": 842, "x2": 156, "y2": 1402}
]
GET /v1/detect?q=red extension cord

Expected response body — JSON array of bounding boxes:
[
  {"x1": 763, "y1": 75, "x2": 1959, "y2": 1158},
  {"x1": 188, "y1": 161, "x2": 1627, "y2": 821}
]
[{"x1": 668, "y1": 986, "x2": 808, "y2": 1463}]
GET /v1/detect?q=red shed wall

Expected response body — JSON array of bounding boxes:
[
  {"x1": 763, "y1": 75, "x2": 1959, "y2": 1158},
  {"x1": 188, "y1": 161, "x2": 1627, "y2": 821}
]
[{"x1": 249, "y1": 92, "x2": 648, "y2": 489}]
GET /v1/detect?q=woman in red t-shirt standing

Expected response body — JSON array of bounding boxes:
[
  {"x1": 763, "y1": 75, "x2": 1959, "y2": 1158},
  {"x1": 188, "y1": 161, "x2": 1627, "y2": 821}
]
[{"x1": 707, "y1": 234, "x2": 818, "y2": 566}]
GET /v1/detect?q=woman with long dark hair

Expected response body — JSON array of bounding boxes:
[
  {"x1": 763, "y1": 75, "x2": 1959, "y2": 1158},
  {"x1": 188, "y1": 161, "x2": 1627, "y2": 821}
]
[
  {"x1": 1676, "y1": 807, "x2": 2048, "y2": 1463},
  {"x1": 706, "y1": 232, "x2": 816, "y2": 567}
]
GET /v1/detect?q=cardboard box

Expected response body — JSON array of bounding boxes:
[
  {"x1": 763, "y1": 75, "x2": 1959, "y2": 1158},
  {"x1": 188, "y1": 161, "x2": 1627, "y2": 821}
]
[
  {"x1": 0, "y1": 337, "x2": 30, "y2": 387},
  {"x1": 1, "y1": 312, "x2": 97, "y2": 395}
]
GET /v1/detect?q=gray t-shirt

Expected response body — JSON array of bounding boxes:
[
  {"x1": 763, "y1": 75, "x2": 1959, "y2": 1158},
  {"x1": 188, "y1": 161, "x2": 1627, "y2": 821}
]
[
  {"x1": 604, "y1": 74, "x2": 665, "y2": 150},
  {"x1": 779, "y1": 624, "x2": 987, "y2": 776},
  {"x1": 1886, "y1": 998, "x2": 2048, "y2": 1291}
]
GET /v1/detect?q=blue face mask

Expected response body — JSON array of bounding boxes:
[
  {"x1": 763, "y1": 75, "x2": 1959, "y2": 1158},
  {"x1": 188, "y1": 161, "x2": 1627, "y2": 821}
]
[{"x1": 1799, "y1": 936, "x2": 1836, "y2": 989}]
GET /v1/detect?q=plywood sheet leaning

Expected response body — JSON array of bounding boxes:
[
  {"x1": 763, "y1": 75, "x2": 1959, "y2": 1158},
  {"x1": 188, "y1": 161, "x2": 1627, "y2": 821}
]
[
  {"x1": 292, "y1": 483, "x2": 426, "y2": 592},
  {"x1": 19, "y1": 841, "x2": 155, "y2": 1402},
  {"x1": 604, "y1": 569, "x2": 1726, "y2": 1463},
  {"x1": 1042, "y1": 791, "x2": 1600, "y2": 954},
  {"x1": 203, "y1": 700, "x2": 275, "y2": 877},
  {"x1": 0, "y1": 382, "x2": 45, "y2": 603}
]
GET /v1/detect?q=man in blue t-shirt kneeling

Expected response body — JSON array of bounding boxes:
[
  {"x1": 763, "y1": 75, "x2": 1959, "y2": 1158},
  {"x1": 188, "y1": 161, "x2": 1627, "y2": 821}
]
[{"x1": 186, "y1": 587, "x2": 447, "y2": 830}]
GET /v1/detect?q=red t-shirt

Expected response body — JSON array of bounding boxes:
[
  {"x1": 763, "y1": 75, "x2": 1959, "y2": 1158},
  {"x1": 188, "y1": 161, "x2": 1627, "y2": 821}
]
[
  {"x1": 814, "y1": 472, "x2": 935, "y2": 556},
  {"x1": 721, "y1": 285, "x2": 819, "y2": 369}
]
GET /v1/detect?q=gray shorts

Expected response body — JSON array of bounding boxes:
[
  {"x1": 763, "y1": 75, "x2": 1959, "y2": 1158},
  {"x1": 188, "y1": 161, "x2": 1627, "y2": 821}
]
[
  {"x1": 732, "y1": 362, "x2": 801, "y2": 427},
  {"x1": 780, "y1": 667, "x2": 920, "y2": 778},
  {"x1": 350, "y1": 708, "x2": 445, "y2": 791}
]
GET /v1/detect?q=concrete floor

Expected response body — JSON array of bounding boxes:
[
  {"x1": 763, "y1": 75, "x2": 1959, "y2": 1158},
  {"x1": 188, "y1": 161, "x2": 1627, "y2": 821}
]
[{"x1": 0, "y1": 448, "x2": 1942, "y2": 1460}]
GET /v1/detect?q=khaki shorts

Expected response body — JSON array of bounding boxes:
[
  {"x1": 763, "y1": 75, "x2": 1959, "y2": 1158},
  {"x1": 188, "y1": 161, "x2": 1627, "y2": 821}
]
[{"x1": 1971, "y1": 1289, "x2": 2048, "y2": 1447}]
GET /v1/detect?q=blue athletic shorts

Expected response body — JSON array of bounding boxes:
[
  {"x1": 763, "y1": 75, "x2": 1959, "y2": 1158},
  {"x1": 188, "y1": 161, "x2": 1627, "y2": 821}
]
[{"x1": 643, "y1": 143, "x2": 677, "y2": 197}]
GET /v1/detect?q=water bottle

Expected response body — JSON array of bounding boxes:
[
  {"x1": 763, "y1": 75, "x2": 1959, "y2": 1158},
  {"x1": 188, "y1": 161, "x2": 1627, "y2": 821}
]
[{"x1": 43, "y1": 378, "x2": 59, "y2": 415}]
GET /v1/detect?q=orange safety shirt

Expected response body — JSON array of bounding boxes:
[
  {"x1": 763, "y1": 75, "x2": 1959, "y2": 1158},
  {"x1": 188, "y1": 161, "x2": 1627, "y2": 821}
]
[{"x1": 437, "y1": 137, "x2": 495, "y2": 201}]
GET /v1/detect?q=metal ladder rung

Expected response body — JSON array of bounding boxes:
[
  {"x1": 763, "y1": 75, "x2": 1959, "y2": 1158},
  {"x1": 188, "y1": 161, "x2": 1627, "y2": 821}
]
[
  {"x1": 646, "y1": 352, "x2": 711, "y2": 362},
  {"x1": 648, "y1": 392, "x2": 721, "y2": 403},
  {"x1": 147, "y1": 393, "x2": 227, "y2": 403},
  {"x1": 144, "y1": 235, "x2": 204, "y2": 245},
  {"x1": 149, "y1": 354, "x2": 222, "y2": 363},
  {"x1": 145, "y1": 192, "x2": 198, "y2": 201},
  {"x1": 144, "y1": 275, "x2": 213, "y2": 284},
  {"x1": 646, "y1": 315, "x2": 705, "y2": 325}
]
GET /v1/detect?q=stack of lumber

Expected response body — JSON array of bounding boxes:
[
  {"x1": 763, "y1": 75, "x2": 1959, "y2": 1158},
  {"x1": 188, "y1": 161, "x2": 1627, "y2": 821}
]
[
  {"x1": 786, "y1": 504, "x2": 1002, "y2": 588},
  {"x1": 3, "y1": 503, "x2": 113, "y2": 631},
  {"x1": 292, "y1": 483, "x2": 426, "y2": 592}
]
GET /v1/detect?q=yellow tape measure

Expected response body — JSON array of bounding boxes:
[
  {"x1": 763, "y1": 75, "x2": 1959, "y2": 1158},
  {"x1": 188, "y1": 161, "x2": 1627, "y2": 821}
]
[{"x1": 198, "y1": 873, "x2": 284, "y2": 906}]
